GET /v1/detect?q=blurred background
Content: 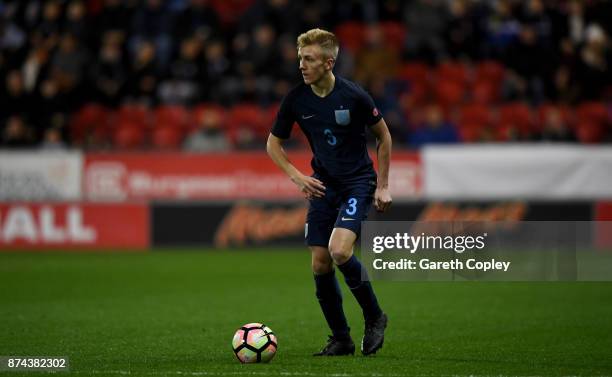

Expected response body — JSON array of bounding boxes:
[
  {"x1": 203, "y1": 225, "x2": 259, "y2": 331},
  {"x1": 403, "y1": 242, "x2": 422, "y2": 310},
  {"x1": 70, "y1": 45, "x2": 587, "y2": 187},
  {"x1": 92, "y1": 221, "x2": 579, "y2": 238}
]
[
  {"x1": 1, "y1": 0, "x2": 611, "y2": 149},
  {"x1": 0, "y1": 0, "x2": 611, "y2": 250}
]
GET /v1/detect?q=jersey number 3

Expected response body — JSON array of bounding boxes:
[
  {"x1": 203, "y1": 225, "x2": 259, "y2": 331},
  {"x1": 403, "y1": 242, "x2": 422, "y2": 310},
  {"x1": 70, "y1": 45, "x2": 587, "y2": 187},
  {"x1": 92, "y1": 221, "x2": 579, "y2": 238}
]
[
  {"x1": 324, "y1": 129, "x2": 337, "y2": 146},
  {"x1": 346, "y1": 198, "x2": 357, "y2": 215}
]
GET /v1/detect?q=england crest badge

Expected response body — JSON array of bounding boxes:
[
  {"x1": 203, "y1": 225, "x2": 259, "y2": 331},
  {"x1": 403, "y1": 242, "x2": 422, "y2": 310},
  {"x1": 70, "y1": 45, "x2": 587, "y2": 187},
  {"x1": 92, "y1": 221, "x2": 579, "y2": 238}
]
[{"x1": 334, "y1": 109, "x2": 351, "y2": 126}]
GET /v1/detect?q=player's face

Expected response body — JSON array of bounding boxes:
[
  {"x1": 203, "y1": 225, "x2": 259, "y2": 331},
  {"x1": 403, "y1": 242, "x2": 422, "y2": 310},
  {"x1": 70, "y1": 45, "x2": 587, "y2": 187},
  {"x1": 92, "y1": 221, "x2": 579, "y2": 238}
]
[{"x1": 298, "y1": 45, "x2": 332, "y2": 85}]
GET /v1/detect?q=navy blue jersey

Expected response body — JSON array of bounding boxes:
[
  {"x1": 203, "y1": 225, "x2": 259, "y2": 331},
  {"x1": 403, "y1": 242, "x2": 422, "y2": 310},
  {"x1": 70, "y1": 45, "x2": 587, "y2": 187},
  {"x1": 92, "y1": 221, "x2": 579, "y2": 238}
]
[{"x1": 271, "y1": 76, "x2": 382, "y2": 184}]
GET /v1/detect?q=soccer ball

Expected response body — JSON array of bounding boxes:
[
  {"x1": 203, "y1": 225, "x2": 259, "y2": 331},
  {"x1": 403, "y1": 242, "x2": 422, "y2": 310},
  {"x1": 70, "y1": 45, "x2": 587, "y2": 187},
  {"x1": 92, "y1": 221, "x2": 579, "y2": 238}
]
[{"x1": 232, "y1": 323, "x2": 277, "y2": 363}]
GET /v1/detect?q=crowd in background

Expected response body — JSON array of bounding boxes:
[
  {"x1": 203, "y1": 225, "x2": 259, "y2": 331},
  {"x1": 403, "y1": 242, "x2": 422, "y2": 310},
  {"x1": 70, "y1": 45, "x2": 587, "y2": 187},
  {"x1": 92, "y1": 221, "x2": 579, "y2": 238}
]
[{"x1": 1, "y1": 0, "x2": 611, "y2": 149}]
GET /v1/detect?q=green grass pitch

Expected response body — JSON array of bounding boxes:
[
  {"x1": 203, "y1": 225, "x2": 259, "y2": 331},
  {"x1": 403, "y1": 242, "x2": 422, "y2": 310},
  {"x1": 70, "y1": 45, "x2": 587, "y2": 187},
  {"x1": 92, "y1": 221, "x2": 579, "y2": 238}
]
[{"x1": 1, "y1": 250, "x2": 611, "y2": 377}]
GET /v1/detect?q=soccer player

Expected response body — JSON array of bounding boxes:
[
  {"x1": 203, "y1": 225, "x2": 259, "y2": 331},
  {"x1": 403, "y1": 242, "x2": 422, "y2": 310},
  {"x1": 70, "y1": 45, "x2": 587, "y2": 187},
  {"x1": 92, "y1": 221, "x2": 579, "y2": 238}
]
[{"x1": 266, "y1": 28, "x2": 392, "y2": 356}]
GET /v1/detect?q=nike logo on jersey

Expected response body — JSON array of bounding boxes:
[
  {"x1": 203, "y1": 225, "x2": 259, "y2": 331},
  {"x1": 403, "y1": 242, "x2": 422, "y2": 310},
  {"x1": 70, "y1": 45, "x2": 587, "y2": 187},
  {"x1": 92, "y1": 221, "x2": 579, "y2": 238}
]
[
  {"x1": 302, "y1": 114, "x2": 315, "y2": 119},
  {"x1": 341, "y1": 217, "x2": 355, "y2": 221}
]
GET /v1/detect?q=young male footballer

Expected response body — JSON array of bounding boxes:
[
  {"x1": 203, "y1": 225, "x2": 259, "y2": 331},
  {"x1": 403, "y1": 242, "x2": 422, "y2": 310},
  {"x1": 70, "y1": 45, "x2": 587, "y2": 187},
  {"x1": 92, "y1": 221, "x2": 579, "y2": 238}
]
[{"x1": 266, "y1": 28, "x2": 392, "y2": 356}]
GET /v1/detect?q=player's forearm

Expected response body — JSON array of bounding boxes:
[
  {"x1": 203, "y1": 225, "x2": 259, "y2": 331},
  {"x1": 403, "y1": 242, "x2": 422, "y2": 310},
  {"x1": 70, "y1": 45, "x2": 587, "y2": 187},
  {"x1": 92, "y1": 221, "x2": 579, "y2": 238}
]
[
  {"x1": 376, "y1": 132, "x2": 392, "y2": 188},
  {"x1": 266, "y1": 138, "x2": 302, "y2": 180}
]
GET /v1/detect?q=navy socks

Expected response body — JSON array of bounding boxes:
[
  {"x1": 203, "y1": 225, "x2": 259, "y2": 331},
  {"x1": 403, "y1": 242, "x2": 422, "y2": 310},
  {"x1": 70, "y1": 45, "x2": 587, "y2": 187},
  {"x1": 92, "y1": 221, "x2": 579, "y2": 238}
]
[
  {"x1": 314, "y1": 270, "x2": 351, "y2": 340},
  {"x1": 337, "y1": 255, "x2": 383, "y2": 322}
]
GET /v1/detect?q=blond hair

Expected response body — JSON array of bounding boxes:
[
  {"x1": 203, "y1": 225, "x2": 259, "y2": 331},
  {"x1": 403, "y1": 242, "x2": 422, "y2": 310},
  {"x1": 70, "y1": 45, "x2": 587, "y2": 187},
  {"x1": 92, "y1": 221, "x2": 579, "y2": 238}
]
[{"x1": 297, "y1": 28, "x2": 339, "y2": 61}]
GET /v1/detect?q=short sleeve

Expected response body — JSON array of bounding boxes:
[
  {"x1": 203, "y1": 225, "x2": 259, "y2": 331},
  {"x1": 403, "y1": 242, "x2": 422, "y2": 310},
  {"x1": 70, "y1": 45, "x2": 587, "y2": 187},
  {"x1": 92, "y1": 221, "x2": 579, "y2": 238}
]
[
  {"x1": 271, "y1": 93, "x2": 296, "y2": 139},
  {"x1": 358, "y1": 88, "x2": 383, "y2": 127}
]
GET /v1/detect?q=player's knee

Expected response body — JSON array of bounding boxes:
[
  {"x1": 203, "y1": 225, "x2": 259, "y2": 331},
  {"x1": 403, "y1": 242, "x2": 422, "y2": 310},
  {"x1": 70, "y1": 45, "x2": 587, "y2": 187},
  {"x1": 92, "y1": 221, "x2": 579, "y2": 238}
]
[
  {"x1": 329, "y1": 245, "x2": 351, "y2": 265},
  {"x1": 312, "y1": 258, "x2": 333, "y2": 274},
  {"x1": 311, "y1": 248, "x2": 333, "y2": 274}
]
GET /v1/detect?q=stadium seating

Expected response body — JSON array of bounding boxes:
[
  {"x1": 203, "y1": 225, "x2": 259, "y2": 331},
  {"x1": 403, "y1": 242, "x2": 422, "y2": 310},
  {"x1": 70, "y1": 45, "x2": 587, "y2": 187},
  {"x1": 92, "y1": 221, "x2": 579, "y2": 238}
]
[
  {"x1": 70, "y1": 104, "x2": 110, "y2": 145},
  {"x1": 151, "y1": 124, "x2": 185, "y2": 149},
  {"x1": 335, "y1": 21, "x2": 366, "y2": 52},
  {"x1": 154, "y1": 106, "x2": 190, "y2": 130},
  {"x1": 113, "y1": 121, "x2": 146, "y2": 149}
]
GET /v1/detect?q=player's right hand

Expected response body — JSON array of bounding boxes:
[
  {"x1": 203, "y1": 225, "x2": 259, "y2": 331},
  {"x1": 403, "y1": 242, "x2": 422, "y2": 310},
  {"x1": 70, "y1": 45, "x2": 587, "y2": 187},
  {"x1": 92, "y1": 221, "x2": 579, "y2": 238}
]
[{"x1": 291, "y1": 174, "x2": 326, "y2": 199}]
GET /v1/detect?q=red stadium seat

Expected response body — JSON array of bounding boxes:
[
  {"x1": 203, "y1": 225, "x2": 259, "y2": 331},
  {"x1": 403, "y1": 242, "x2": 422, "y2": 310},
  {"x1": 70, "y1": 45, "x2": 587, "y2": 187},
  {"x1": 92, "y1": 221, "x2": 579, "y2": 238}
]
[
  {"x1": 537, "y1": 104, "x2": 574, "y2": 131},
  {"x1": 498, "y1": 103, "x2": 534, "y2": 135},
  {"x1": 113, "y1": 122, "x2": 145, "y2": 149},
  {"x1": 398, "y1": 62, "x2": 430, "y2": 84},
  {"x1": 335, "y1": 21, "x2": 366, "y2": 52},
  {"x1": 379, "y1": 22, "x2": 406, "y2": 49},
  {"x1": 435, "y1": 80, "x2": 465, "y2": 108},
  {"x1": 151, "y1": 125, "x2": 184, "y2": 149},
  {"x1": 398, "y1": 63, "x2": 431, "y2": 106},
  {"x1": 70, "y1": 103, "x2": 110, "y2": 144},
  {"x1": 472, "y1": 79, "x2": 499, "y2": 104},
  {"x1": 474, "y1": 60, "x2": 505, "y2": 84},
  {"x1": 459, "y1": 104, "x2": 491, "y2": 126},
  {"x1": 436, "y1": 61, "x2": 470, "y2": 86},
  {"x1": 116, "y1": 104, "x2": 151, "y2": 129},
  {"x1": 210, "y1": 0, "x2": 254, "y2": 26},
  {"x1": 458, "y1": 123, "x2": 489, "y2": 142},
  {"x1": 154, "y1": 105, "x2": 189, "y2": 129},
  {"x1": 227, "y1": 104, "x2": 267, "y2": 139},
  {"x1": 191, "y1": 103, "x2": 227, "y2": 131},
  {"x1": 495, "y1": 123, "x2": 525, "y2": 141},
  {"x1": 576, "y1": 122, "x2": 605, "y2": 143},
  {"x1": 576, "y1": 102, "x2": 608, "y2": 126}
]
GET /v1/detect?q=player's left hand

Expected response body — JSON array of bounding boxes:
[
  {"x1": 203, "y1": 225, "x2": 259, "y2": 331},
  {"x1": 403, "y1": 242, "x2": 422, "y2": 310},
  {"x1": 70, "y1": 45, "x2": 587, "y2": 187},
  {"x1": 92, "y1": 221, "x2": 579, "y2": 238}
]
[{"x1": 374, "y1": 187, "x2": 392, "y2": 212}]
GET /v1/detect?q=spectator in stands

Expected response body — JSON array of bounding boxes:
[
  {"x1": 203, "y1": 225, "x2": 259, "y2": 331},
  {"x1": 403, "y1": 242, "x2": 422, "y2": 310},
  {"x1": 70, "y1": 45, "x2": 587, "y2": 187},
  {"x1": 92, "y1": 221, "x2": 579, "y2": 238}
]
[
  {"x1": 158, "y1": 36, "x2": 204, "y2": 105},
  {"x1": 173, "y1": 0, "x2": 220, "y2": 41},
  {"x1": 377, "y1": 0, "x2": 403, "y2": 22},
  {"x1": 32, "y1": 78, "x2": 66, "y2": 131},
  {"x1": 370, "y1": 78, "x2": 406, "y2": 140},
  {"x1": 125, "y1": 41, "x2": 159, "y2": 106},
  {"x1": 37, "y1": 0, "x2": 62, "y2": 40},
  {"x1": 483, "y1": 0, "x2": 520, "y2": 59},
  {"x1": 575, "y1": 24, "x2": 611, "y2": 101},
  {"x1": 403, "y1": 0, "x2": 448, "y2": 63},
  {"x1": 233, "y1": 127, "x2": 260, "y2": 150},
  {"x1": 503, "y1": 24, "x2": 551, "y2": 103},
  {"x1": 40, "y1": 126, "x2": 67, "y2": 150},
  {"x1": 238, "y1": 0, "x2": 299, "y2": 35},
  {"x1": 563, "y1": 0, "x2": 587, "y2": 47},
  {"x1": 519, "y1": 0, "x2": 554, "y2": 47},
  {"x1": 444, "y1": 0, "x2": 477, "y2": 60},
  {"x1": 273, "y1": 34, "x2": 302, "y2": 100},
  {"x1": 50, "y1": 33, "x2": 88, "y2": 108},
  {"x1": 183, "y1": 109, "x2": 230, "y2": 152},
  {"x1": 95, "y1": 0, "x2": 134, "y2": 41},
  {"x1": 64, "y1": 1, "x2": 90, "y2": 45},
  {"x1": 354, "y1": 25, "x2": 400, "y2": 86},
  {"x1": 1, "y1": 70, "x2": 30, "y2": 121},
  {"x1": 408, "y1": 104, "x2": 459, "y2": 148},
  {"x1": 2, "y1": 115, "x2": 34, "y2": 148},
  {"x1": 539, "y1": 108, "x2": 576, "y2": 142},
  {"x1": 0, "y1": 8, "x2": 26, "y2": 54},
  {"x1": 90, "y1": 34, "x2": 127, "y2": 106},
  {"x1": 202, "y1": 39, "x2": 230, "y2": 101},
  {"x1": 22, "y1": 46, "x2": 50, "y2": 95},
  {"x1": 131, "y1": 0, "x2": 175, "y2": 69}
]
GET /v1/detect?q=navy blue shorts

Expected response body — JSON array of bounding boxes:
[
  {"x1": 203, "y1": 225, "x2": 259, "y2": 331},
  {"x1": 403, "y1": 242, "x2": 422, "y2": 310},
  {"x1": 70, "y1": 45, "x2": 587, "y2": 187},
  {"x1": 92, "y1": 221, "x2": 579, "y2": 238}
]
[{"x1": 305, "y1": 177, "x2": 376, "y2": 247}]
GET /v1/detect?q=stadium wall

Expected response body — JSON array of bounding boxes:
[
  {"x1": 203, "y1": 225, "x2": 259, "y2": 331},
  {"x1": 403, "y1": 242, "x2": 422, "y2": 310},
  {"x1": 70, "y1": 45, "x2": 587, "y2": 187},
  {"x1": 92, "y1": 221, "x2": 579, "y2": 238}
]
[{"x1": 0, "y1": 147, "x2": 611, "y2": 250}]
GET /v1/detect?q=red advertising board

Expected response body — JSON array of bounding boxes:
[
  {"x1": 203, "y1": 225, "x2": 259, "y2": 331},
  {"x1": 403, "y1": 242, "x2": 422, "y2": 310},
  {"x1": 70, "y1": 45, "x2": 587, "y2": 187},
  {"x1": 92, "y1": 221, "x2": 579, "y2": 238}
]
[
  {"x1": 84, "y1": 151, "x2": 421, "y2": 201},
  {"x1": 0, "y1": 203, "x2": 149, "y2": 250},
  {"x1": 594, "y1": 201, "x2": 612, "y2": 249}
]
